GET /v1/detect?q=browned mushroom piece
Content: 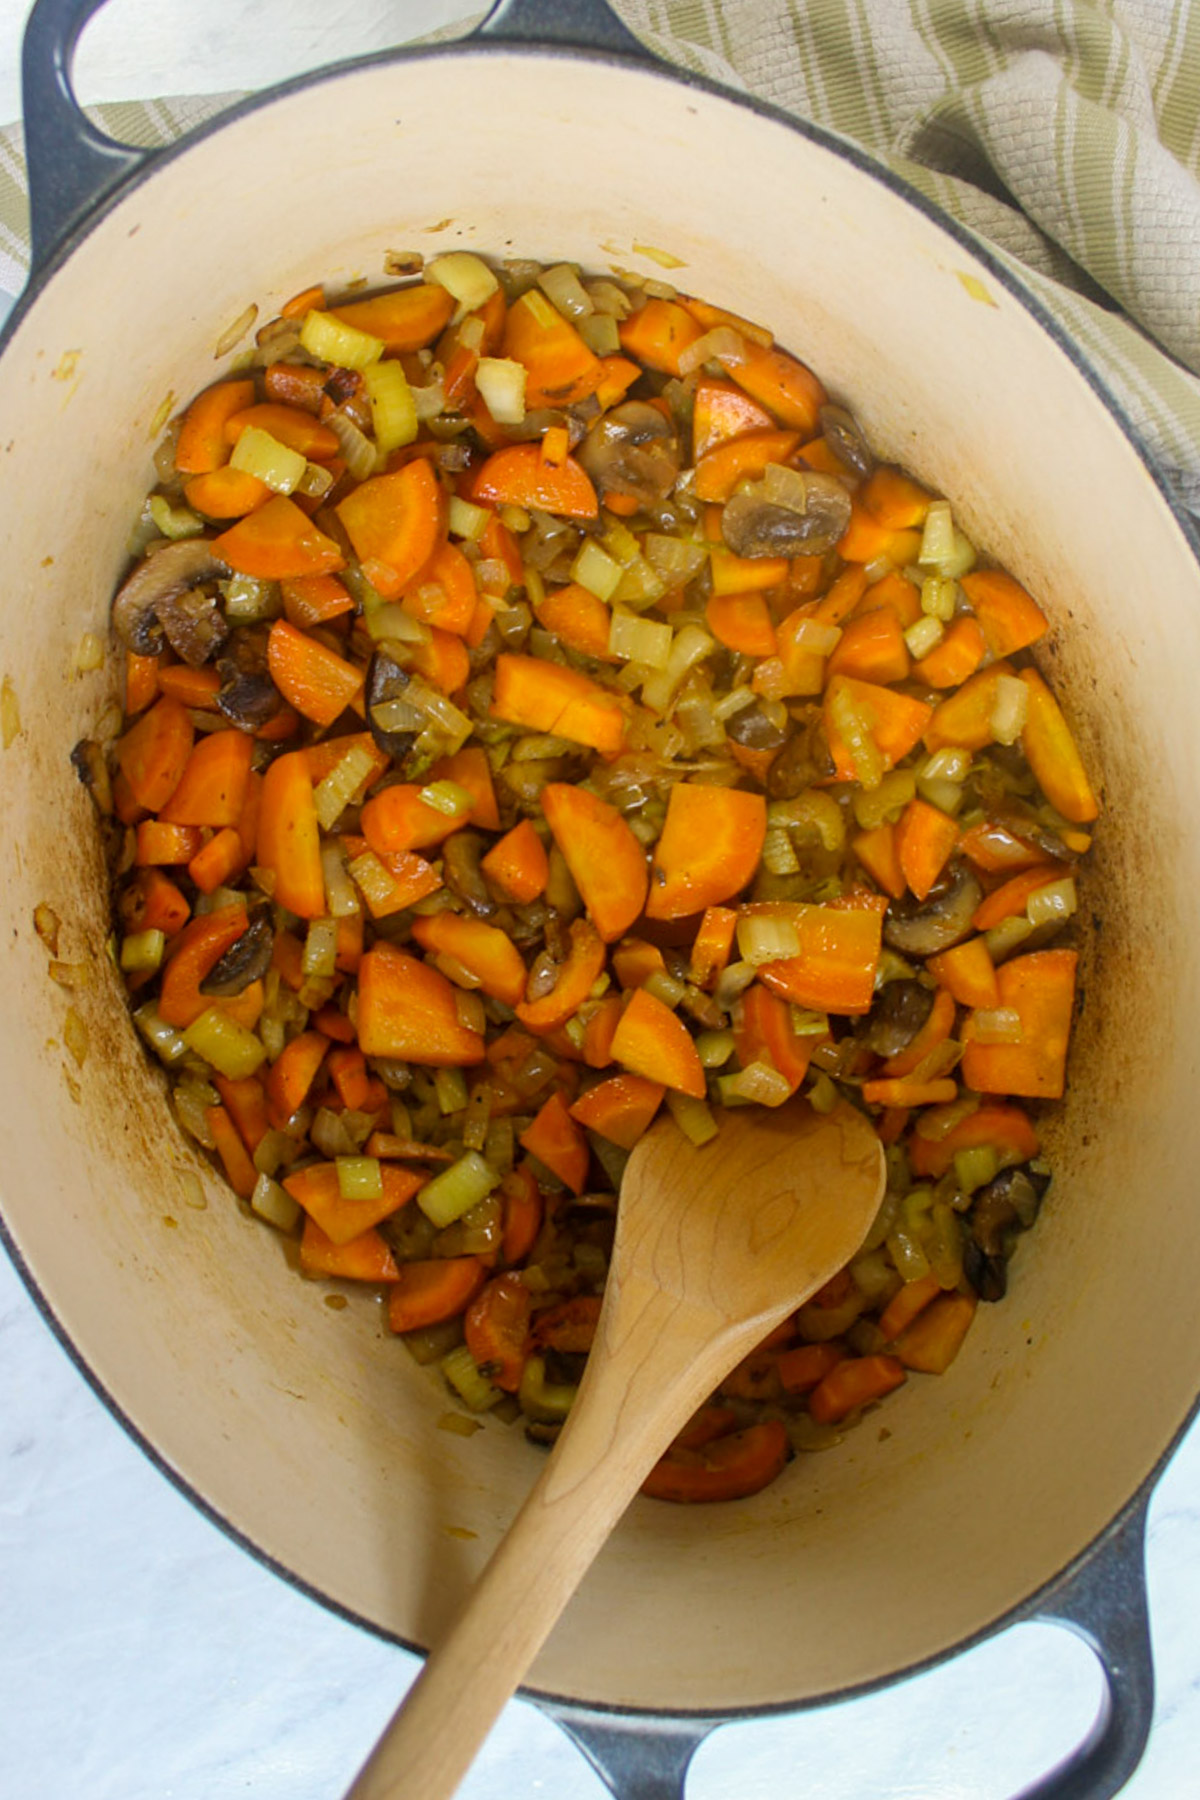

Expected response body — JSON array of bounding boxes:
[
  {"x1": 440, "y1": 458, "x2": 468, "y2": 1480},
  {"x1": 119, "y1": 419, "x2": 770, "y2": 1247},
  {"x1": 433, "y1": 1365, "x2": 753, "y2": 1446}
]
[
  {"x1": 69, "y1": 738, "x2": 113, "y2": 815},
  {"x1": 818, "y1": 402, "x2": 875, "y2": 479},
  {"x1": 720, "y1": 467, "x2": 851, "y2": 559},
  {"x1": 365, "y1": 647, "x2": 417, "y2": 762},
  {"x1": 883, "y1": 862, "x2": 983, "y2": 956},
  {"x1": 215, "y1": 628, "x2": 283, "y2": 732},
  {"x1": 199, "y1": 915, "x2": 275, "y2": 997},
  {"x1": 725, "y1": 700, "x2": 789, "y2": 752},
  {"x1": 442, "y1": 829, "x2": 496, "y2": 917},
  {"x1": 964, "y1": 1166, "x2": 1046, "y2": 1302},
  {"x1": 577, "y1": 401, "x2": 681, "y2": 509},
  {"x1": 111, "y1": 538, "x2": 230, "y2": 660},
  {"x1": 858, "y1": 979, "x2": 936, "y2": 1057},
  {"x1": 765, "y1": 712, "x2": 836, "y2": 799}
]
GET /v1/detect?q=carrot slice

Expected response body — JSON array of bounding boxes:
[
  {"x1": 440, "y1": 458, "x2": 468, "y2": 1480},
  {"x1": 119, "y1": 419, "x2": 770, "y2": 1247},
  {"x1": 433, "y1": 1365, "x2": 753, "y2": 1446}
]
[
  {"x1": 285, "y1": 1159, "x2": 423, "y2": 1246},
  {"x1": 266, "y1": 618, "x2": 364, "y2": 727},
  {"x1": 688, "y1": 905, "x2": 738, "y2": 990},
  {"x1": 535, "y1": 582, "x2": 619, "y2": 662},
  {"x1": 877, "y1": 1272, "x2": 942, "y2": 1343},
  {"x1": 911, "y1": 615, "x2": 988, "y2": 689},
  {"x1": 532, "y1": 1294, "x2": 603, "y2": 1353},
  {"x1": 691, "y1": 376, "x2": 776, "y2": 459},
  {"x1": 357, "y1": 942, "x2": 486, "y2": 1066},
  {"x1": 428, "y1": 744, "x2": 501, "y2": 831},
  {"x1": 854, "y1": 569, "x2": 924, "y2": 629},
  {"x1": 399, "y1": 539, "x2": 478, "y2": 637},
  {"x1": 205, "y1": 1103, "x2": 257, "y2": 1199},
  {"x1": 328, "y1": 281, "x2": 454, "y2": 350},
  {"x1": 115, "y1": 695, "x2": 194, "y2": 813},
  {"x1": 504, "y1": 289, "x2": 602, "y2": 405},
  {"x1": 826, "y1": 606, "x2": 911, "y2": 687},
  {"x1": 925, "y1": 937, "x2": 1000, "y2": 1010},
  {"x1": 515, "y1": 918, "x2": 608, "y2": 1036},
  {"x1": 411, "y1": 912, "x2": 528, "y2": 1008},
  {"x1": 464, "y1": 1273, "x2": 533, "y2": 1392},
  {"x1": 213, "y1": 1073, "x2": 270, "y2": 1154},
  {"x1": 183, "y1": 466, "x2": 271, "y2": 519},
  {"x1": 540, "y1": 782, "x2": 649, "y2": 943},
  {"x1": 708, "y1": 545, "x2": 789, "y2": 596},
  {"x1": 720, "y1": 341, "x2": 825, "y2": 435},
  {"x1": 301, "y1": 1219, "x2": 401, "y2": 1284},
  {"x1": 581, "y1": 992, "x2": 624, "y2": 1069},
  {"x1": 188, "y1": 827, "x2": 250, "y2": 895},
  {"x1": 124, "y1": 650, "x2": 160, "y2": 717},
  {"x1": 808, "y1": 1353, "x2": 906, "y2": 1424},
  {"x1": 335, "y1": 458, "x2": 444, "y2": 598},
  {"x1": 961, "y1": 948, "x2": 1077, "y2": 1099},
  {"x1": 731, "y1": 985, "x2": 820, "y2": 1093},
  {"x1": 569, "y1": 1072, "x2": 665, "y2": 1149},
  {"x1": 641, "y1": 1419, "x2": 789, "y2": 1503},
  {"x1": 211, "y1": 495, "x2": 345, "y2": 580},
  {"x1": 500, "y1": 1164, "x2": 544, "y2": 1266},
  {"x1": 907, "y1": 1102, "x2": 1039, "y2": 1179},
  {"x1": 158, "y1": 905, "x2": 261, "y2": 1030},
  {"x1": 481, "y1": 818, "x2": 549, "y2": 903},
  {"x1": 922, "y1": 663, "x2": 1014, "y2": 755},
  {"x1": 861, "y1": 1076, "x2": 959, "y2": 1107},
  {"x1": 777, "y1": 1341, "x2": 846, "y2": 1395},
  {"x1": 824, "y1": 675, "x2": 934, "y2": 783},
  {"x1": 174, "y1": 378, "x2": 256, "y2": 475},
  {"x1": 264, "y1": 360, "x2": 327, "y2": 412},
  {"x1": 971, "y1": 866, "x2": 1063, "y2": 932},
  {"x1": 851, "y1": 822, "x2": 906, "y2": 901},
  {"x1": 118, "y1": 866, "x2": 190, "y2": 937},
  {"x1": 223, "y1": 402, "x2": 340, "y2": 461},
  {"x1": 694, "y1": 429, "x2": 801, "y2": 503},
  {"x1": 520, "y1": 1091, "x2": 590, "y2": 1194},
  {"x1": 645, "y1": 784, "x2": 766, "y2": 920},
  {"x1": 960, "y1": 569, "x2": 1049, "y2": 657},
  {"x1": 360, "y1": 784, "x2": 462, "y2": 857},
  {"x1": 387, "y1": 1257, "x2": 487, "y2": 1331},
  {"x1": 159, "y1": 728, "x2": 254, "y2": 829},
  {"x1": 705, "y1": 590, "x2": 778, "y2": 658},
  {"x1": 281, "y1": 573, "x2": 356, "y2": 627},
  {"x1": 265, "y1": 1030, "x2": 329, "y2": 1130},
  {"x1": 617, "y1": 297, "x2": 704, "y2": 377},
  {"x1": 610, "y1": 988, "x2": 705, "y2": 1098},
  {"x1": 892, "y1": 1292, "x2": 977, "y2": 1373},
  {"x1": 155, "y1": 665, "x2": 221, "y2": 711},
  {"x1": 471, "y1": 443, "x2": 598, "y2": 520},
  {"x1": 406, "y1": 626, "x2": 471, "y2": 695},
  {"x1": 861, "y1": 465, "x2": 933, "y2": 529},
  {"x1": 257, "y1": 749, "x2": 325, "y2": 919},
  {"x1": 134, "y1": 820, "x2": 201, "y2": 866},
  {"x1": 1018, "y1": 669, "x2": 1099, "y2": 824},
  {"x1": 894, "y1": 797, "x2": 960, "y2": 902},
  {"x1": 491, "y1": 654, "x2": 628, "y2": 757},
  {"x1": 749, "y1": 901, "x2": 882, "y2": 1015}
]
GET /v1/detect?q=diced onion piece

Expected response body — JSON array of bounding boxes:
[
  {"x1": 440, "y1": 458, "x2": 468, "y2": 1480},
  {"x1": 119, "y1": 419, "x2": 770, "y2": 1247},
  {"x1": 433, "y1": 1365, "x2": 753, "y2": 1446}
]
[
  {"x1": 251, "y1": 1172, "x2": 301, "y2": 1232},
  {"x1": 426, "y1": 252, "x2": 500, "y2": 319},
  {"x1": 984, "y1": 914, "x2": 1036, "y2": 962},
  {"x1": 644, "y1": 969, "x2": 687, "y2": 1009},
  {"x1": 363, "y1": 358, "x2": 419, "y2": 454},
  {"x1": 917, "y1": 776, "x2": 965, "y2": 817},
  {"x1": 455, "y1": 989, "x2": 488, "y2": 1038},
  {"x1": 940, "y1": 530, "x2": 977, "y2": 579},
  {"x1": 572, "y1": 539, "x2": 623, "y2": 601},
  {"x1": 718, "y1": 1061, "x2": 794, "y2": 1108},
  {"x1": 920, "y1": 747, "x2": 971, "y2": 785},
  {"x1": 713, "y1": 685, "x2": 756, "y2": 722},
  {"x1": 476, "y1": 357, "x2": 527, "y2": 425},
  {"x1": 790, "y1": 617, "x2": 843, "y2": 656},
  {"x1": 990, "y1": 673, "x2": 1029, "y2": 746},
  {"x1": 412, "y1": 379, "x2": 446, "y2": 421},
  {"x1": 435, "y1": 1066, "x2": 470, "y2": 1114},
  {"x1": 537, "y1": 262, "x2": 594, "y2": 319},
  {"x1": 971, "y1": 1008, "x2": 1024, "y2": 1044},
  {"x1": 827, "y1": 682, "x2": 885, "y2": 789},
  {"x1": 336, "y1": 1156, "x2": 384, "y2": 1201},
  {"x1": 312, "y1": 1108, "x2": 357, "y2": 1159},
  {"x1": 761, "y1": 827, "x2": 800, "y2": 876},
  {"x1": 133, "y1": 1003, "x2": 188, "y2": 1065},
  {"x1": 363, "y1": 600, "x2": 429, "y2": 644},
  {"x1": 182, "y1": 1008, "x2": 267, "y2": 1080},
  {"x1": 918, "y1": 500, "x2": 955, "y2": 566},
  {"x1": 714, "y1": 959, "x2": 758, "y2": 1009},
  {"x1": 313, "y1": 742, "x2": 379, "y2": 831},
  {"x1": 448, "y1": 496, "x2": 491, "y2": 542},
  {"x1": 231, "y1": 424, "x2": 307, "y2": 494},
  {"x1": 639, "y1": 623, "x2": 715, "y2": 716},
  {"x1": 667, "y1": 1090, "x2": 719, "y2": 1145},
  {"x1": 74, "y1": 632, "x2": 105, "y2": 673},
  {"x1": 441, "y1": 1344, "x2": 502, "y2": 1413},
  {"x1": 736, "y1": 914, "x2": 803, "y2": 967},
  {"x1": 643, "y1": 532, "x2": 708, "y2": 585},
  {"x1": 222, "y1": 573, "x2": 279, "y2": 624},
  {"x1": 613, "y1": 556, "x2": 667, "y2": 609},
  {"x1": 417, "y1": 1151, "x2": 500, "y2": 1228},
  {"x1": 695, "y1": 1029, "x2": 736, "y2": 1068},
  {"x1": 1026, "y1": 876, "x2": 1077, "y2": 927},
  {"x1": 148, "y1": 494, "x2": 204, "y2": 540},
  {"x1": 677, "y1": 325, "x2": 746, "y2": 375},
  {"x1": 953, "y1": 1145, "x2": 999, "y2": 1193},
  {"x1": 762, "y1": 462, "x2": 811, "y2": 512},
  {"x1": 920, "y1": 575, "x2": 958, "y2": 621},
  {"x1": 608, "y1": 607, "x2": 672, "y2": 670},
  {"x1": 578, "y1": 312, "x2": 621, "y2": 355},
  {"x1": 120, "y1": 928, "x2": 165, "y2": 974},
  {"x1": 419, "y1": 779, "x2": 474, "y2": 819},
  {"x1": 852, "y1": 768, "x2": 917, "y2": 830},
  {"x1": 302, "y1": 918, "x2": 339, "y2": 980},
  {"x1": 500, "y1": 504, "x2": 531, "y2": 533},
  {"x1": 905, "y1": 615, "x2": 944, "y2": 659},
  {"x1": 347, "y1": 849, "x2": 402, "y2": 912},
  {"x1": 299, "y1": 309, "x2": 384, "y2": 370}
]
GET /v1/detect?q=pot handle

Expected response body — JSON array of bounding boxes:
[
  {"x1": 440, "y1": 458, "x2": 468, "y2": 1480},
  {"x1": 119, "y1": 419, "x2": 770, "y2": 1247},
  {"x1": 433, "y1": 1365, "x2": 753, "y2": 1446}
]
[
  {"x1": 20, "y1": 0, "x2": 152, "y2": 276},
  {"x1": 541, "y1": 1703, "x2": 716, "y2": 1800},
  {"x1": 476, "y1": 0, "x2": 654, "y2": 61}
]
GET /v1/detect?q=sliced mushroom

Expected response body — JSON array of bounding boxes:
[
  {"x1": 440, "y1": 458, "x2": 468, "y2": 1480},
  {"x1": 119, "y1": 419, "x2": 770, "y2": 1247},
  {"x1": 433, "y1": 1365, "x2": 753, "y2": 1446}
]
[
  {"x1": 365, "y1": 647, "x2": 416, "y2": 762},
  {"x1": 720, "y1": 469, "x2": 851, "y2": 559},
  {"x1": 215, "y1": 627, "x2": 282, "y2": 731},
  {"x1": 442, "y1": 829, "x2": 495, "y2": 917},
  {"x1": 725, "y1": 699, "x2": 789, "y2": 752},
  {"x1": 884, "y1": 863, "x2": 983, "y2": 957},
  {"x1": 157, "y1": 584, "x2": 230, "y2": 667},
  {"x1": 70, "y1": 738, "x2": 113, "y2": 816},
  {"x1": 198, "y1": 915, "x2": 274, "y2": 997},
  {"x1": 577, "y1": 401, "x2": 681, "y2": 508},
  {"x1": 765, "y1": 712, "x2": 836, "y2": 799},
  {"x1": 111, "y1": 538, "x2": 229, "y2": 658},
  {"x1": 818, "y1": 402, "x2": 874, "y2": 479},
  {"x1": 858, "y1": 979, "x2": 935, "y2": 1057}
]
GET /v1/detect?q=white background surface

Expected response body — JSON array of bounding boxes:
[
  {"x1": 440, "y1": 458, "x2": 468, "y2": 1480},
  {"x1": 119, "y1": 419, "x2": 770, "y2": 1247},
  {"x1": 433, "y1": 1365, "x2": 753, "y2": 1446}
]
[{"x1": 3, "y1": 2, "x2": 1200, "y2": 1796}]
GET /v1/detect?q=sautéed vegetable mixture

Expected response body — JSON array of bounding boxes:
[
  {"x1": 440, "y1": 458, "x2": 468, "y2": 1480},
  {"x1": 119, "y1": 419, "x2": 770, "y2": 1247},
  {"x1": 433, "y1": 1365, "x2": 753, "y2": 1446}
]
[{"x1": 81, "y1": 250, "x2": 1098, "y2": 1504}]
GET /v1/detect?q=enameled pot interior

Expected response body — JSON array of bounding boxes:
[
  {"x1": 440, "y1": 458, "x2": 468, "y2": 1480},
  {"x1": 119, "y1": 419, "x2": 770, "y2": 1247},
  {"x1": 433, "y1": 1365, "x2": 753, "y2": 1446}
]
[{"x1": 2, "y1": 47, "x2": 1199, "y2": 1714}]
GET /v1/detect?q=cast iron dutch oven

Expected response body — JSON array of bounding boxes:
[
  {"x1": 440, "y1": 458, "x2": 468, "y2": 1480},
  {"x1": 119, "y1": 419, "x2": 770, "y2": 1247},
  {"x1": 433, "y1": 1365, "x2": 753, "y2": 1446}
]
[{"x1": 3, "y1": 0, "x2": 1200, "y2": 1793}]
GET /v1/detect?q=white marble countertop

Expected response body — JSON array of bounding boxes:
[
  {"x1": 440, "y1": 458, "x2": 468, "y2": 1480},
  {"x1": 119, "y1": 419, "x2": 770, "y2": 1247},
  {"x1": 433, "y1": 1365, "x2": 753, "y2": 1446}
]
[{"x1": 3, "y1": 3, "x2": 1200, "y2": 1795}]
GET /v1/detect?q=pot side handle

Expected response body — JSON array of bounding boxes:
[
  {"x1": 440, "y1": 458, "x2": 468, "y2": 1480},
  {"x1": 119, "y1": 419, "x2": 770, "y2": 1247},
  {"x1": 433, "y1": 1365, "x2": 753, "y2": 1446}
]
[
  {"x1": 476, "y1": 0, "x2": 655, "y2": 61},
  {"x1": 541, "y1": 1703, "x2": 716, "y2": 1800},
  {"x1": 21, "y1": 0, "x2": 151, "y2": 276}
]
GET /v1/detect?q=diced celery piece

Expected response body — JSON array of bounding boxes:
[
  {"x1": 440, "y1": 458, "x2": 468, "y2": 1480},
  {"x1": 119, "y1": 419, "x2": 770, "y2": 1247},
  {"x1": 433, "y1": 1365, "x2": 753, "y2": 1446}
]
[
  {"x1": 448, "y1": 496, "x2": 490, "y2": 542},
  {"x1": 666, "y1": 1089, "x2": 719, "y2": 1145},
  {"x1": 418, "y1": 1151, "x2": 500, "y2": 1227},
  {"x1": 363, "y1": 358, "x2": 418, "y2": 453},
  {"x1": 419, "y1": 779, "x2": 474, "y2": 819},
  {"x1": 807, "y1": 1072, "x2": 840, "y2": 1115},
  {"x1": 147, "y1": 494, "x2": 203, "y2": 540},
  {"x1": 905, "y1": 614, "x2": 944, "y2": 660},
  {"x1": 133, "y1": 1002, "x2": 189, "y2": 1066},
  {"x1": 643, "y1": 969, "x2": 687, "y2": 1009},
  {"x1": 313, "y1": 742, "x2": 379, "y2": 833},
  {"x1": 302, "y1": 918, "x2": 339, "y2": 980},
  {"x1": 434, "y1": 1066, "x2": 470, "y2": 1116},
  {"x1": 230, "y1": 425, "x2": 307, "y2": 494},
  {"x1": 182, "y1": 1008, "x2": 267, "y2": 1080},
  {"x1": 694, "y1": 1029, "x2": 735, "y2": 1069},
  {"x1": 250, "y1": 1172, "x2": 302, "y2": 1232},
  {"x1": 736, "y1": 913, "x2": 802, "y2": 967},
  {"x1": 299, "y1": 309, "x2": 384, "y2": 370},
  {"x1": 717, "y1": 1062, "x2": 793, "y2": 1108},
  {"x1": 1026, "y1": 877, "x2": 1077, "y2": 927},
  {"x1": 953, "y1": 1145, "x2": 999, "y2": 1194},
  {"x1": 518, "y1": 1353, "x2": 577, "y2": 1423},
  {"x1": 426, "y1": 253, "x2": 500, "y2": 315},
  {"x1": 852, "y1": 768, "x2": 916, "y2": 829},
  {"x1": 607, "y1": 608, "x2": 671, "y2": 669},
  {"x1": 441, "y1": 1344, "x2": 502, "y2": 1413},
  {"x1": 920, "y1": 574, "x2": 958, "y2": 621},
  {"x1": 120, "y1": 928, "x2": 165, "y2": 974},
  {"x1": 336, "y1": 1156, "x2": 384, "y2": 1201},
  {"x1": 918, "y1": 500, "x2": 955, "y2": 566}
]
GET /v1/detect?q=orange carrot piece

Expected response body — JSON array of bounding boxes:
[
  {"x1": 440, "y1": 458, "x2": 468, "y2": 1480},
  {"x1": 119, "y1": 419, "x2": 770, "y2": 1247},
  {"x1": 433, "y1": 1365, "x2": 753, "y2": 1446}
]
[
  {"x1": 472, "y1": 443, "x2": 598, "y2": 520},
  {"x1": 645, "y1": 784, "x2": 766, "y2": 920},
  {"x1": 581, "y1": 992, "x2": 624, "y2": 1068},
  {"x1": 747, "y1": 901, "x2": 883, "y2": 1015},
  {"x1": 134, "y1": 820, "x2": 202, "y2": 866},
  {"x1": 499, "y1": 1164, "x2": 544, "y2": 1266},
  {"x1": 387, "y1": 1256, "x2": 488, "y2": 1331},
  {"x1": 281, "y1": 572, "x2": 355, "y2": 627},
  {"x1": 826, "y1": 606, "x2": 912, "y2": 687},
  {"x1": 854, "y1": 569, "x2": 924, "y2": 629},
  {"x1": 721, "y1": 340, "x2": 825, "y2": 435},
  {"x1": 411, "y1": 912, "x2": 528, "y2": 1008},
  {"x1": 694, "y1": 429, "x2": 801, "y2": 503},
  {"x1": 894, "y1": 797, "x2": 960, "y2": 902},
  {"x1": 777, "y1": 1341, "x2": 846, "y2": 1395},
  {"x1": 428, "y1": 744, "x2": 501, "y2": 830},
  {"x1": 540, "y1": 782, "x2": 648, "y2": 943},
  {"x1": 357, "y1": 942, "x2": 486, "y2": 1066},
  {"x1": 535, "y1": 581, "x2": 619, "y2": 662},
  {"x1": 481, "y1": 818, "x2": 549, "y2": 903},
  {"x1": 852, "y1": 822, "x2": 907, "y2": 901},
  {"x1": 115, "y1": 696, "x2": 194, "y2": 813},
  {"x1": 972, "y1": 866, "x2": 1063, "y2": 932},
  {"x1": 708, "y1": 546, "x2": 789, "y2": 595},
  {"x1": 264, "y1": 360, "x2": 327, "y2": 413},
  {"x1": 401, "y1": 539, "x2": 478, "y2": 638},
  {"x1": 281, "y1": 282, "x2": 325, "y2": 319},
  {"x1": 911, "y1": 615, "x2": 988, "y2": 689},
  {"x1": 641, "y1": 1419, "x2": 789, "y2": 1503},
  {"x1": 1018, "y1": 669, "x2": 1099, "y2": 824},
  {"x1": 360, "y1": 784, "x2": 461, "y2": 856},
  {"x1": 861, "y1": 465, "x2": 934, "y2": 529},
  {"x1": 312, "y1": 1005, "x2": 357, "y2": 1046},
  {"x1": 569, "y1": 1072, "x2": 665, "y2": 1149},
  {"x1": 922, "y1": 663, "x2": 1014, "y2": 755},
  {"x1": 618, "y1": 296, "x2": 704, "y2": 376},
  {"x1": 223, "y1": 402, "x2": 340, "y2": 461},
  {"x1": 213, "y1": 1073, "x2": 270, "y2": 1154},
  {"x1": 265, "y1": 1030, "x2": 329, "y2": 1130},
  {"x1": 960, "y1": 569, "x2": 1049, "y2": 657},
  {"x1": 592, "y1": 353, "x2": 641, "y2": 410},
  {"x1": 877, "y1": 1272, "x2": 942, "y2": 1343},
  {"x1": 688, "y1": 905, "x2": 738, "y2": 991},
  {"x1": 285, "y1": 1158, "x2": 422, "y2": 1246},
  {"x1": 514, "y1": 918, "x2": 607, "y2": 1035},
  {"x1": 504, "y1": 290, "x2": 602, "y2": 405},
  {"x1": 322, "y1": 1042, "x2": 370, "y2": 1111},
  {"x1": 892, "y1": 1292, "x2": 977, "y2": 1373},
  {"x1": 124, "y1": 650, "x2": 160, "y2": 716},
  {"x1": 808, "y1": 1353, "x2": 906, "y2": 1424},
  {"x1": 705, "y1": 589, "x2": 779, "y2": 658},
  {"x1": 532, "y1": 1293, "x2": 604, "y2": 1354},
  {"x1": 862, "y1": 1076, "x2": 959, "y2": 1107},
  {"x1": 158, "y1": 905, "x2": 259, "y2": 1030},
  {"x1": 212, "y1": 495, "x2": 345, "y2": 581},
  {"x1": 183, "y1": 466, "x2": 271, "y2": 519},
  {"x1": 119, "y1": 866, "x2": 191, "y2": 937},
  {"x1": 682, "y1": 294, "x2": 774, "y2": 346},
  {"x1": 691, "y1": 376, "x2": 776, "y2": 459},
  {"x1": 491, "y1": 654, "x2": 628, "y2": 757},
  {"x1": 174, "y1": 378, "x2": 256, "y2": 475},
  {"x1": 155, "y1": 664, "x2": 222, "y2": 711},
  {"x1": 520, "y1": 1091, "x2": 590, "y2": 1194},
  {"x1": 926, "y1": 937, "x2": 1000, "y2": 1010},
  {"x1": 328, "y1": 281, "x2": 454, "y2": 350},
  {"x1": 206, "y1": 1103, "x2": 258, "y2": 1200},
  {"x1": 908, "y1": 1101, "x2": 1040, "y2": 1179},
  {"x1": 406, "y1": 625, "x2": 471, "y2": 696},
  {"x1": 731, "y1": 984, "x2": 820, "y2": 1093},
  {"x1": 335, "y1": 458, "x2": 443, "y2": 598},
  {"x1": 823, "y1": 676, "x2": 934, "y2": 783},
  {"x1": 957, "y1": 818, "x2": 1054, "y2": 875},
  {"x1": 837, "y1": 496, "x2": 915, "y2": 565},
  {"x1": 188, "y1": 827, "x2": 249, "y2": 895},
  {"x1": 962, "y1": 948, "x2": 1078, "y2": 1099},
  {"x1": 610, "y1": 987, "x2": 705, "y2": 1098},
  {"x1": 610, "y1": 938, "x2": 666, "y2": 990},
  {"x1": 302, "y1": 1219, "x2": 401, "y2": 1284},
  {"x1": 159, "y1": 728, "x2": 254, "y2": 829},
  {"x1": 266, "y1": 618, "x2": 364, "y2": 728},
  {"x1": 257, "y1": 749, "x2": 325, "y2": 919},
  {"x1": 463, "y1": 1272, "x2": 532, "y2": 1392}
]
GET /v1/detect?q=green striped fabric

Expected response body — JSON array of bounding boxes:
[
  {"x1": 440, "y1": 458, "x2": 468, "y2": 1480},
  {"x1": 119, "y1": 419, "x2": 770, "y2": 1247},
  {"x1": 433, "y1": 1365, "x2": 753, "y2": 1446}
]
[{"x1": 2, "y1": 1, "x2": 1198, "y2": 492}]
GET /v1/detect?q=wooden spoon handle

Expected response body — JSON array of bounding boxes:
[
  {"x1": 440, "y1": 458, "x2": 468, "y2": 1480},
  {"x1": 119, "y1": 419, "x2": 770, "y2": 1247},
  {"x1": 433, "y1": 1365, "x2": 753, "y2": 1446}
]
[{"x1": 345, "y1": 1277, "x2": 747, "y2": 1800}]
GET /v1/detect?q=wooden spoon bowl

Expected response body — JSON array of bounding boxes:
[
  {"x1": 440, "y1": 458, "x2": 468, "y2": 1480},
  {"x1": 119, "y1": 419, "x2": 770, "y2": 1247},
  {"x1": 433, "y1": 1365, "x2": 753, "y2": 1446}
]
[{"x1": 348, "y1": 1097, "x2": 886, "y2": 1800}]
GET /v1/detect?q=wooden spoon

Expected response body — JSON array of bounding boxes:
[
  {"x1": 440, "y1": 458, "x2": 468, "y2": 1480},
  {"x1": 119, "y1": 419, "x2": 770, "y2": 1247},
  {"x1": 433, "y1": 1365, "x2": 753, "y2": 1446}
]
[{"x1": 346, "y1": 1097, "x2": 885, "y2": 1800}]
